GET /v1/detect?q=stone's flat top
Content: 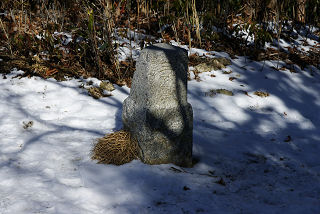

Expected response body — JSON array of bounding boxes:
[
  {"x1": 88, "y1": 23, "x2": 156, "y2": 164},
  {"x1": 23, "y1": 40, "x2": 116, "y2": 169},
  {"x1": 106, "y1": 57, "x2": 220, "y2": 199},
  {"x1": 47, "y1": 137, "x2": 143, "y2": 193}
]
[
  {"x1": 141, "y1": 43, "x2": 188, "y2": 58},
  {"x1": 146, "y1": 43, "x2": 187, "y2": 51}
]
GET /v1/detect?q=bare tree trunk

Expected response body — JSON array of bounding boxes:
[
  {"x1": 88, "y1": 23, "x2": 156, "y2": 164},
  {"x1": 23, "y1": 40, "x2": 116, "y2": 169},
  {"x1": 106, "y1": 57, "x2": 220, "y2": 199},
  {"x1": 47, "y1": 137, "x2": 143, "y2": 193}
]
[{"x1": 296, "y1": 0, "x2": 306, "y2": 23}]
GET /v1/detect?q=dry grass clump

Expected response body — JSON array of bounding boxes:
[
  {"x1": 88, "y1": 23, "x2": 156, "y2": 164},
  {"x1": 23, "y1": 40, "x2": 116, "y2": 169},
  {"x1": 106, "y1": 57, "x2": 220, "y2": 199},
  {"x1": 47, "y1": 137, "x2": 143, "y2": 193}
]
[{"x1": 91, "y1": 130, "x2": 139, "y2": 165}]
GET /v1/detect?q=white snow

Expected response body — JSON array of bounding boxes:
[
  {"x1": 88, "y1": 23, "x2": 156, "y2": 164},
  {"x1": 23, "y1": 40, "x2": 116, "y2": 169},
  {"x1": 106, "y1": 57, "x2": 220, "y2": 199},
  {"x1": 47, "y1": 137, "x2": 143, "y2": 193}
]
[
  {"x1": 53, "y1": 32, "x2": 73, "y2": 46},
  {"x1": 1, "y1": 43, "x2": 320, "y2": 213}
]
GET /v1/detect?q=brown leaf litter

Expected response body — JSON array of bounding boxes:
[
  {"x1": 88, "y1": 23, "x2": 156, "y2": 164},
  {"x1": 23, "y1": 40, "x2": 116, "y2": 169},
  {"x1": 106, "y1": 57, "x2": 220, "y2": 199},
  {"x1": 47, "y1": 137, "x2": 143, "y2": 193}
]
[{"x1": 254, "y1": 91, "x2": 269, "y2": 97}]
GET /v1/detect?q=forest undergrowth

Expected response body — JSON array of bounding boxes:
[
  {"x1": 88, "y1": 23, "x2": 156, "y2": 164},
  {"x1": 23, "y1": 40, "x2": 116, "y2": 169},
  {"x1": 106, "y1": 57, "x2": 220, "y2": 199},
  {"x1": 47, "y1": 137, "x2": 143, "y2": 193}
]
[{"x1": 0, "y1": 0, "x2": 319, "y2": 87}]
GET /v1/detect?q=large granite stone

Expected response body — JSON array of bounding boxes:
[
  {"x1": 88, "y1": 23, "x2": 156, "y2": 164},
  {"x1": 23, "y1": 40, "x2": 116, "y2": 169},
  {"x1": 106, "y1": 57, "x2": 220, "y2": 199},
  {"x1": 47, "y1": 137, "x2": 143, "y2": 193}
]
[{"x1": 122, "y1": 43, "x2": 193, "y2": 167}]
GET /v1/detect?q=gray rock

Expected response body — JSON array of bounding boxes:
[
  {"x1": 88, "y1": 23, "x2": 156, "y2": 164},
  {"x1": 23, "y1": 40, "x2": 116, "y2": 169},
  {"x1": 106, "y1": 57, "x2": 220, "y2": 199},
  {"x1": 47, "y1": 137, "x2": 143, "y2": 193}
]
[{"x1": 122, "y1": 43, "x2": 193, "y2": 167}]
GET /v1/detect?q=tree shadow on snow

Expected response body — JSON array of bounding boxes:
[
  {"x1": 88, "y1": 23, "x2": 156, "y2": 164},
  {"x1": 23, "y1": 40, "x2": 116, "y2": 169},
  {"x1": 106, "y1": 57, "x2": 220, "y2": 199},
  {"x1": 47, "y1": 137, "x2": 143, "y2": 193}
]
[{"x1": 1, "y1": 48, "x2": 320, "y2": 213}]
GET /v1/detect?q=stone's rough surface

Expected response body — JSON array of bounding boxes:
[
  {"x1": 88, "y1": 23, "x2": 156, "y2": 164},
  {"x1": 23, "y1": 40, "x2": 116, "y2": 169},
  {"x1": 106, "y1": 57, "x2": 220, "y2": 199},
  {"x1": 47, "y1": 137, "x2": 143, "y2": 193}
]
[{"x1": 122, "y1": 43, "x2": 193, "y2": 167}]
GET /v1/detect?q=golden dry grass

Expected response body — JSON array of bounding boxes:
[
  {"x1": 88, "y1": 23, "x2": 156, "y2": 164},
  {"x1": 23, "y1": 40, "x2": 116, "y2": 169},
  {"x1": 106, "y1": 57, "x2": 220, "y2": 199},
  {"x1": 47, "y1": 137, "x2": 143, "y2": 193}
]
[{"x1": 91, "y1": 130, "x2": 139, "y2": 165}]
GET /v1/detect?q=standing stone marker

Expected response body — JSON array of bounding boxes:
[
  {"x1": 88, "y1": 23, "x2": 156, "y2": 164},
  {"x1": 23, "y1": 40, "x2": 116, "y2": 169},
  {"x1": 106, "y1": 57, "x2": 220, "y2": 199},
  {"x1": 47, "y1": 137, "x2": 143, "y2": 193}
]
[{"x1": 122, "y1": 43, "x2": 193, "y2": 167}]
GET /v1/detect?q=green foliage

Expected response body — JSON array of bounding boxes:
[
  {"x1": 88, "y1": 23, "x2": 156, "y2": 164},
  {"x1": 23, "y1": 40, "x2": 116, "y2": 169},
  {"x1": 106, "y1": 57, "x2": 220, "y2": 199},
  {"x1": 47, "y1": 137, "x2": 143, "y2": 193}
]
[{"x1": 87, "y1": 9, "x2": 94, "y2": 33}]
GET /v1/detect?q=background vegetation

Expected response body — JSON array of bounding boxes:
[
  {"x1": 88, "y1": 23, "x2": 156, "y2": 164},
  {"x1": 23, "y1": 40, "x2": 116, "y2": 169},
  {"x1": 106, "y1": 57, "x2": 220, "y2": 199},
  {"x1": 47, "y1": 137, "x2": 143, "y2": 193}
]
[{"x1": 0, "y1": 0, "x2": 319, "y2": 85}]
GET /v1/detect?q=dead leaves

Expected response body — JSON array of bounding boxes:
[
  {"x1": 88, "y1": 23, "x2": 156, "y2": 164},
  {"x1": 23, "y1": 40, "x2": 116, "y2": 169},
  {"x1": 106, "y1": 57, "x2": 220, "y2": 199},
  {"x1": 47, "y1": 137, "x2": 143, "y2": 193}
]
[
  {"x1": 88, "y1": 87, "x2": 112, "y2": 99},
  {"x1": 223, "y1": 70, "x2": 233, "y2": 74},
  {"x1": 205, "y1": 89, "x2": 234, "y2": 97},
  {"x1": 215, "y1": 177, "x2": 226, "y2": 186},
  {"x1": 189, "y1": 54, "x2": 237, "y2": 82},
  {"x1": 189, "y1": 54, "x2": 232, "y2": 82},
  {"x1": 254, "y1": 91, "x2": 269, "y2": 97},
  {"x1": 269, "y1": 135, "x2": 292, "y2": 143},
  {"x1": 183, "y1": 186, "x2": 191, "y2": 191},
  {"x1": 22, "y1": 121, "x2": 34, "y2": 130},
  {"x1": 99, "y1": 81, "x2": 115, "y2": 92},
  {"x1": 88, "y1": 87, "x2": 103, "y2": 99},
  {"x1": 242, "y1": 90, "x2": 252, "y2": 97},
  {"x1": 284, "y1": 135, "x2": 292, "y2": 142},
  {"x1": 194, "y1": 57, "x2": 232, "y2": 74},
  {"x1": 45, "y1": 68, "x2": 59, "y2": 78},
  {"x1": 205, "y1": 89, "x2": 271, "y2": 98},
  {"x1": 216, "y1": 89, "x2": 234, "y2": 96},
  {"x1": 169, "y1": 167, "x2": 185, "y2": 173}
]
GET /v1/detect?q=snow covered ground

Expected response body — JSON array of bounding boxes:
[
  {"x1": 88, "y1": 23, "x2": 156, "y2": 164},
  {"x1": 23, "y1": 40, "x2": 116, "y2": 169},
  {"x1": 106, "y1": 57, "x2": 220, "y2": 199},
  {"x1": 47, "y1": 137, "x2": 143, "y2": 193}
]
[{"x1": 1, "y1": 45, "x2": 320, "y2": 213}]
